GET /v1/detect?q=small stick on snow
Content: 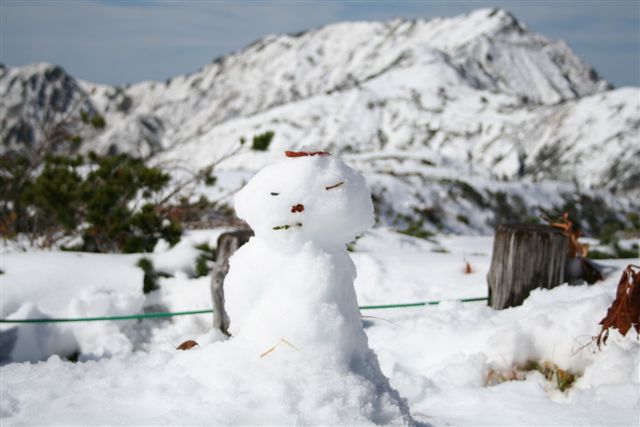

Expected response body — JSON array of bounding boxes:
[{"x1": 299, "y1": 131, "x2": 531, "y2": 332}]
[{"x1": 259, "y1": 338, "x2": 300, "y2": 358}]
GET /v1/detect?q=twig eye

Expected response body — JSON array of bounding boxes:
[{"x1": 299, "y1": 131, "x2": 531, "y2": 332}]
[
  {"x1": 270, "y1": 192, "x2": 280, "y2": 196},
  {"x1": 325, "y1": 182, "x2": 344, "y2": 190}
]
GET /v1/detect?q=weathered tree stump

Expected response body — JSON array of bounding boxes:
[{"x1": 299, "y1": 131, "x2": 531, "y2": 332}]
[
  {"x1": 210, "y1": 229, "x2": 253, "y2": 335},
  {"x1": 487, "y1": 224, "x2": 569, "y2": 310}
]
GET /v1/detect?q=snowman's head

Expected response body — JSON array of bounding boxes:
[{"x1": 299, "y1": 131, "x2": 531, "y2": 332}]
[{"x1": 234, "y1": 151, "x2": 374, "y2": 250}]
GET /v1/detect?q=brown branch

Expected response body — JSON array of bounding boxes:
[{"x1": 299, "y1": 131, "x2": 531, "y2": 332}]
[{"x1": 156, "y1": 143, "x2": 244, "y2": 207}]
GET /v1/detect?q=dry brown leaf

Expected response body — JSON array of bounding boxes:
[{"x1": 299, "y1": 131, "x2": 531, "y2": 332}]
[
  {"x1": 548, "y1": 212, "x2": 589, "y2": 259},
  {"x1": 176, "y1": 340, "x2": 199, "y2": 351},
  {"x1": 464, "y1": 261, "x2": 473, "y2": 274},
  {"x1": 596, "y1": 265, "x2": 640, "y2": 348}
]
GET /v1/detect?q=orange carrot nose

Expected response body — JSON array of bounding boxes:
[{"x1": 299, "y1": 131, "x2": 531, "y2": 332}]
[{"x1": 291, "y1": 204, "x2": 304, "y2": 213}]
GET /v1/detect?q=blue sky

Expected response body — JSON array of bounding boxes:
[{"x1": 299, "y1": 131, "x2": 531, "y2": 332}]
[{"x1": 1, "y1": 1, "x2": 638, "y2": 87}]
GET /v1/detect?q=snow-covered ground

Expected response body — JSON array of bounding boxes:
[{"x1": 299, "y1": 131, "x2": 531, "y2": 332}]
[{"x1": 1, "y1": 228, "x2": 638, "y2": 426}]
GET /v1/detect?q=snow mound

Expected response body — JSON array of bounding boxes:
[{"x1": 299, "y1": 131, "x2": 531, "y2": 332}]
[{"x1": 1, "y1": 340, "x2": 407, "y2": 426}]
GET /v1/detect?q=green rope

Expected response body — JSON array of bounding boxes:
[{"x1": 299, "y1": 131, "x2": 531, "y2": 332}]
[
  {"x1": 0, "y1": 309, "x2": 213, "y2": 324},
  {"x1": 0, "y1": 297, "x2": 488, "y2": 324},
  {"x1": 359, "y1": 296, "x2": 488, "y2": 310}
]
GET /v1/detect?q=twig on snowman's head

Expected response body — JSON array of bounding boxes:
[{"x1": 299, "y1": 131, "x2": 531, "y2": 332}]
[
  {"x1": 325, "y1": 181, "x2": 344, "y2": 190},
  {"x1": 273, "y1": 223, "x2": 303, "y2": 231},
  {"x1": 285, "y1": 151, "x2": 330, "y2": 158}
]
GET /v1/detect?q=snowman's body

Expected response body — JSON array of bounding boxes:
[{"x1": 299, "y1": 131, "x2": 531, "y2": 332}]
[
  {"x1": 226, "y1": 237, "x2": 368, "y2": 367},
  {"x1": 224, "y1": 152, "x2": 413, "y2": 424}
]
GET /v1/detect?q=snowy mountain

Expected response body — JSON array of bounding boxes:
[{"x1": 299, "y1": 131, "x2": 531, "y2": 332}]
[{"x1": 1, "y1": 8, "x2": 638, "y2": 233}]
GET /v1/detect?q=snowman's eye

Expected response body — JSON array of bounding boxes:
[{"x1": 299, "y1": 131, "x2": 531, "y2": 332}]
[
  {"x1": 270, "y1": 192, "x2": 280, "y2": 196},
  {"x1": 325, "y1": 182, "x2": 344, "y2": 190}
]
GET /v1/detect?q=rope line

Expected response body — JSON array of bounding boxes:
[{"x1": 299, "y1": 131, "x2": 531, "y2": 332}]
[
  {"x1": 359, "y1": 296, "x2": 488, "y2": 310},
  {"x1": 0, "y1": 297, "x2": 488, "y2": 324}
]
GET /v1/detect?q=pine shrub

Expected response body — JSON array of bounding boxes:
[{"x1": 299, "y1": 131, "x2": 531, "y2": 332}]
[
  {"x1": 2, "y1": 152, "x2": 182, "y2": 253},
  {"x1": 251, "y1": 131, "x2": 274, "y2": 151}
]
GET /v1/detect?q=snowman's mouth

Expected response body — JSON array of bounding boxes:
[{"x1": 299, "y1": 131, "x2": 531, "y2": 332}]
[{"x1": 273, "y1": 222, "x2": 303, "y2": 231}]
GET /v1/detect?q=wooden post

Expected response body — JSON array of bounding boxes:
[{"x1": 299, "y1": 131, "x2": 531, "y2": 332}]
[
  {"x1": 210, "y1": 229, "x2": 253, "y2": 335},
  {"x1": 487, "y1": 224, "x2": 569, "y2": 310}
]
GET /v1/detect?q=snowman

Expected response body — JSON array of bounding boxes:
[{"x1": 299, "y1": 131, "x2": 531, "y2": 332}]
[{"x1": 224, "y1": 150, "x2": 413, "y2": 424}]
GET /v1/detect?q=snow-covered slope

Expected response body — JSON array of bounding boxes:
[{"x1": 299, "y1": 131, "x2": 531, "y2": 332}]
[{"x1": 1, "y1": 8, "x2": 638, "y2": 232}]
